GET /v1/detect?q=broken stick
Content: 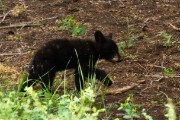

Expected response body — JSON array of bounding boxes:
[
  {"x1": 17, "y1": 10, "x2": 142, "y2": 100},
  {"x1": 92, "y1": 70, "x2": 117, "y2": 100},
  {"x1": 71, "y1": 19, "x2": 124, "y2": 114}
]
[
  {"x1": 0, "y1": 10, "x2": 12, "y2": 24},
  {"x1": 0, "y1": 16, "x2": 58, "y2": 29},
  {"x1": 169, "y1": 23, "x2": 180, "y2": 31},
  {"x1": 0, "y1": 52, "x2": 26, "y2": 56},
  {"x1": 98, "y1": 80, "x2": 145, "y2": 95}
]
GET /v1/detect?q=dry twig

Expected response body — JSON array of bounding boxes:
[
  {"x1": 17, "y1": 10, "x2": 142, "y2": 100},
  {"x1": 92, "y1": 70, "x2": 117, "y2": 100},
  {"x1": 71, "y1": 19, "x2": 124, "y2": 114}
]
[
  {"x1": 0, "y1": 52, "x2": 26, "y2": 56},
  {"x1": 169, "y1": 23, "x2": 180, "y2": 31},
  {"x1": 0, "y1": 16, "x2": 58, "y2": 29},
  {"x1": 146, "y1": 74, "x2": 180, "y2": 78},
  {"x1": 98, "y1": 80, "x2": 145, "y2": 95},
  {"x1": 0, "y1": 22, "x2": 38, "y2": 29},
  {"x1": 106, "y1": 83, "x2": 137, "y2": 95},
  {"x1": 0, "y1": 10, "x2": 12, "y2": 24}
]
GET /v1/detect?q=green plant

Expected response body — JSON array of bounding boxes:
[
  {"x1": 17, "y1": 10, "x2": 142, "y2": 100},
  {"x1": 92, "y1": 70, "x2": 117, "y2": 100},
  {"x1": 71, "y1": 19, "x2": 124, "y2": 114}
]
[
  {"x1": 0, "y1": 0, "x2": 5, "y2": 4},
  {"x1": 0, "y1": 0, "x2": 4, "y2": 2},
  {"x1": 126, "y1": 54, "x2": 138, "y2": 59},
  {"x1": 116, "y1": 95, "x2": 153, "y2": 120},
  {"x1": 11, "y1": 3, "x2": 28, "y2": 17},
  {"x1": 163, "y1": 67, "x2": 174, "y2": 77},
  {"x1": 32, "y1": 17, "x2": 43, "y2": 26},
  {"x1": 118, "y1": 95, "x2": 140, "y2": 120},
  {"x1": 124, "y1": 17, "x2": 138, "y2": 47},
  {"x1": 118, "y1": 17, "x2": 138, "y2": 54},
  {"x1": 7, "y1": 34, "x2": 22, "y2": 41},
  {"x1": 17, "y1": 72, "x2": 28, "y2": 92},
  {"x1": 57, "y1": 16, "x2": 86, "y2": 37},
  {"x1": 165, "y1": 98, "x2": 176, "y2": 120},
  {"x1": 158, "y1": 31, "x2": 173, "y2": 47},
  {"x1": 141, "y1": 109, "x2": 153, "y2": 120},
  {"x1": 0, "y1": 0, "x2": 6, "y2": 9},
  {"x1": 14, "y1": 57, "x2": 106, "y2": 119},
  {"x1": 118, "y1": 41, "x2": 126, "y2": 54},
  {"x1": 0, "y1": 86, "x2": 104, "y2": 120}
]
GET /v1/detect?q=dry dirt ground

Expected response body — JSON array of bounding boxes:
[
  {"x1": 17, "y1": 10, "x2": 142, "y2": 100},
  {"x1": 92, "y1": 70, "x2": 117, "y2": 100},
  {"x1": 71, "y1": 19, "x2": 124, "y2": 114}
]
[{"x1": 0, "y1": 0, "x2": 180, "y2": 119}]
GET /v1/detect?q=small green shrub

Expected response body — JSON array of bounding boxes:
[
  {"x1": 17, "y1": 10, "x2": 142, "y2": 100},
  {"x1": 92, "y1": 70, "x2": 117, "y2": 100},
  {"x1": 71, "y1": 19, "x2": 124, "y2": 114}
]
[
  {"x1": 0, "y1": 0, "x2": 5, "y2": 8},
  {"x1": 0, "y1": 0, "x2": 4, "y2": 4},
  {"x1": 7, "y1": 33, "x2": 23, "y2": 41},
  {"x1": 116, "y1": 95, "x2": 153, "y2": 120},
  {"x1": 17, "y1": 71, "x2": 28, "y2": 92},
  {"x1": 118, "y1": 17, "x2": 139, "y2": 55},
  {"x1": 11, "y1": 3, "x2": 28, "y2": 17},
  {"x1": 165, "y1": 98, "x2": 176, "y2": 120},
  {"x1": 163, "y1": 67, "x2": 174, "y2": 77},
  {"x1": 118, "y1": 41, "x2": 126, "y2": 54},
  {"x1": 158, "y1": 31, "x2": 173, "y2": 47},
  {"x1": 57, "y1": 16, "x2": 86, "y2": 37},
  {"x1": 118, "y1": 95, "x2": 140, "y2": 119},
  {"x1": 141, "y1": 109, "x2": 153, "y2": 120},
  {"x1": 0, "y1": 86, "x2": 104, "y2": 120}
]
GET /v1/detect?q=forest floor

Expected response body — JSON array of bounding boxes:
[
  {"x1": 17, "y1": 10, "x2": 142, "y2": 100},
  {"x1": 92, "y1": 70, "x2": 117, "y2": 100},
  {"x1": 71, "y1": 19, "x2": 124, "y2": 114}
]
[{"x1": 0, "y1": 0, "x2": 180, "y2": 119}]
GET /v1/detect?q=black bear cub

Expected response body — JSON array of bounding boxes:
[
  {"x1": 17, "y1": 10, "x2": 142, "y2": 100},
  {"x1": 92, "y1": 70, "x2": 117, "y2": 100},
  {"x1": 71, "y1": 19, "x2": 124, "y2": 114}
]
[{"x1": 21, "y1": 31, "x2": 122, "y2": 92}]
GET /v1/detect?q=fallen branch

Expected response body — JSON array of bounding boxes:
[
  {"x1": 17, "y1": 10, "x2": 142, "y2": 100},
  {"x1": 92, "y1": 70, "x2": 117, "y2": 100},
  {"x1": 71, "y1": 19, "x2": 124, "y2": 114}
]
[
  {"x1": 0, "y1": 16, "x2": 58, "y2": 29},
  {"x1": 169, "y1": 23, "x2": 180, "y2": 31},
  {"x1": 106, "y1": 83, "x2": 137, "y2": 95},
  {"x1": 98, "y1": 80, "x2": 145, "y2": 95},
  {"x1": 0, "y1": 52, "x2": 26, "y2": 56},
  {"x1": 145, "y1": 74, "x2": 180, "y2": 85},
  {"x1": 145, "y1": 74, "x2": 180, "y2": 78},
  {"x1": 0, "y1": 22, "x2": 39, "y2": 29},
  {"x1": 153, "y1": 76, "x2": 164, "y2": 82},
  {"x1": 0, "y1": 10, "x2": 12, "y2": 24},
  {"x1": 41, "y1": 16, "x2": 58, "y2": 21}
]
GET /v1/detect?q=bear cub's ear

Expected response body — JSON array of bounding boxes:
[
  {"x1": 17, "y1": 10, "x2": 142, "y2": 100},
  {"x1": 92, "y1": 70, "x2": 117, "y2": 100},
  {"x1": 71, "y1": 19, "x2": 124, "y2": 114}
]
[{"x1": 94, "y1": 31, "x2": 106, "y2": 43}]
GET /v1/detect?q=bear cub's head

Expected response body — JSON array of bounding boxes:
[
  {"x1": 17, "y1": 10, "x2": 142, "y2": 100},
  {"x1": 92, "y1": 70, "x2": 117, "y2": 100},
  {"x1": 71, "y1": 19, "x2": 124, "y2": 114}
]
[{"x1": 94, "y1": 31, "x2": 122, "y2": 63}]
